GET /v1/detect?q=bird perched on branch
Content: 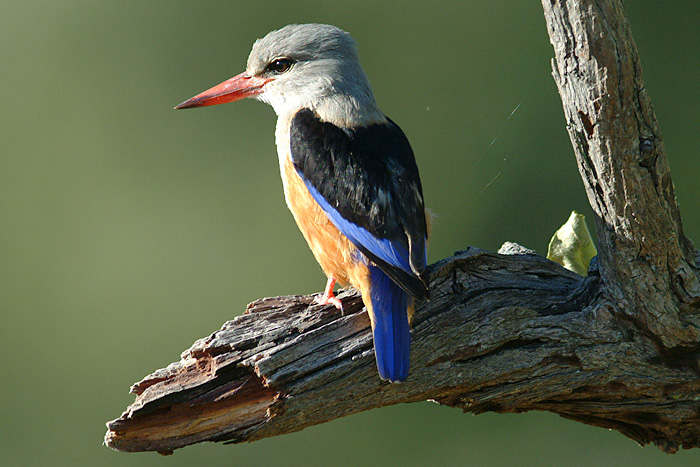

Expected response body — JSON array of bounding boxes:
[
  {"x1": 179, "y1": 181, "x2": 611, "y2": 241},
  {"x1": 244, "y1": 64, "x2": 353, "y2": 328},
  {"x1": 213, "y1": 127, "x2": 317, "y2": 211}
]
[{"x1": 176, "y1": 24, "x2": 429, "y2": 382}]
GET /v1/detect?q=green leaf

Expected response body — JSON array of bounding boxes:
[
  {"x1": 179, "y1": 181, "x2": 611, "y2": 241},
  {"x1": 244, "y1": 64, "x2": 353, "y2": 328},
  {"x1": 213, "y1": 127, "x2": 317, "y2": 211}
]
[{"x1": 547, "y1": 211, "x2": 597, "y2": 276}]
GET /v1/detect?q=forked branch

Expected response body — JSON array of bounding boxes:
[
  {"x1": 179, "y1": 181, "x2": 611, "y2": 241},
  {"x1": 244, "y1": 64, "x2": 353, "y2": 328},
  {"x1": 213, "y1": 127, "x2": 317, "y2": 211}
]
[{"x1": 105, "y1": 0, "x2": 700, "y2": 454}]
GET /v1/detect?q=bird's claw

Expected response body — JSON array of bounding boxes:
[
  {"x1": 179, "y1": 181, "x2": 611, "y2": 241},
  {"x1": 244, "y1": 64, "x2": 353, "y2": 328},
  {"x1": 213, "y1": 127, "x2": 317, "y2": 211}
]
[
  {"x1": 315, "y1": 276, "x2": 344, "y2": 313},
  {"x1": 315, "y1": 292, "x2": 344, "y2": 313}
]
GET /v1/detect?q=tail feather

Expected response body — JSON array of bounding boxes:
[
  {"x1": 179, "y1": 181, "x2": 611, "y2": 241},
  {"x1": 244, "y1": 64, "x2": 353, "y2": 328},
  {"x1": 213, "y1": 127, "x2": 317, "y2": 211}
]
[{"x1": 368, "y1": 265, "x2": 411, "y2": 382}]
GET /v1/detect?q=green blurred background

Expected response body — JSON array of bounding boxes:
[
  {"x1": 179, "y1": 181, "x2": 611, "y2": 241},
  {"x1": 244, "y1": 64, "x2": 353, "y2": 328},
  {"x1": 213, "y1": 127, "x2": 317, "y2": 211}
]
[{"x1": 2, "y1": 1, "x2": 699, "y2": 465}]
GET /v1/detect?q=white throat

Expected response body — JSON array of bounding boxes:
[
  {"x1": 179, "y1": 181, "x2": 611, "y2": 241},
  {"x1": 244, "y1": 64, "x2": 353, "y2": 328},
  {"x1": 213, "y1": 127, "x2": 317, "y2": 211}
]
[{"x1": 257, "y1": 87, "x2": 386, "y2": 129}]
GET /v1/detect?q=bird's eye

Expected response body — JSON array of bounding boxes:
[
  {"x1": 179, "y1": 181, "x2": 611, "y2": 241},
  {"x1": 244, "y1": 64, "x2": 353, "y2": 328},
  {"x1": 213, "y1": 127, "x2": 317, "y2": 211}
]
[{"x1": 267, "y1": 58, "x2": 294, "y2": 74}]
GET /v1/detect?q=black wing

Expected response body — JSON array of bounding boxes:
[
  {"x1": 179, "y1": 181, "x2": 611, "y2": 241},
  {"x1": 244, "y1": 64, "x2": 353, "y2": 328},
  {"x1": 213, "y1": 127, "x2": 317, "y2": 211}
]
[{"x1": 290, "y1": 108, "x2": 429, "y2": 299}]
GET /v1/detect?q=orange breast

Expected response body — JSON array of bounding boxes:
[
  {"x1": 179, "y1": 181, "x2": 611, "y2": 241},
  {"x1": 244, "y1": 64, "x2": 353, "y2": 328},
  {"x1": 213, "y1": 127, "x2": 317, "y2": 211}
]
[{"x1": 282, "y1": 158, "x2": 371, "y2": 297}]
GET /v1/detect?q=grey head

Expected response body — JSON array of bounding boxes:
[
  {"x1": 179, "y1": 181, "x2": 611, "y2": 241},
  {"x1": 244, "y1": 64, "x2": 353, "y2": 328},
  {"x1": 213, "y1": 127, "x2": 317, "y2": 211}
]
[{"x1": 246, "y1": 24, "x2": 385, "y2": 127}]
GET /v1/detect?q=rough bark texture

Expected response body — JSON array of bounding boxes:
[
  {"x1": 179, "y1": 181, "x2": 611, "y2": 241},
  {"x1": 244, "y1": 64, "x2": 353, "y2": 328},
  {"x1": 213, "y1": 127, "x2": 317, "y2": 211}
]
[
  {"x1": 544, "y1": 0, "x2": 700, "y2": 349},
  {"x1": 105, "y1": 0, "x2": 700, "y2": 455}
]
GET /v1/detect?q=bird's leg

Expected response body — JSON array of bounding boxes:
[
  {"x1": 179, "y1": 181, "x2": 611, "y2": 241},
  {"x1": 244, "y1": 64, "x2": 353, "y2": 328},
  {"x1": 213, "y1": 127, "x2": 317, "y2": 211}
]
[{"x1": 315, "y1": 276, "x2": 343, "y2": 312}]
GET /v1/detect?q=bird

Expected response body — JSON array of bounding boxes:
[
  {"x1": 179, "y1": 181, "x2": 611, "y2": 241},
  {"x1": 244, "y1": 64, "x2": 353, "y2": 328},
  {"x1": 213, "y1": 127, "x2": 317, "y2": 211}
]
[{"x1": 175, "y1": 24, "x2": 429, "y2": 382}]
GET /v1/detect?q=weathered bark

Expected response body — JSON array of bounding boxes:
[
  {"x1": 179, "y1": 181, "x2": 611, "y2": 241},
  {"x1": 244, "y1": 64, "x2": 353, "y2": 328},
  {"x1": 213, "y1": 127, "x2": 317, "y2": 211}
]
[
  {"x1": 543, "y1": 0, "x2": 700, "y2": 349},
  {"x1": 105, "y1": 0, "x2": 700, "y2": 455}
]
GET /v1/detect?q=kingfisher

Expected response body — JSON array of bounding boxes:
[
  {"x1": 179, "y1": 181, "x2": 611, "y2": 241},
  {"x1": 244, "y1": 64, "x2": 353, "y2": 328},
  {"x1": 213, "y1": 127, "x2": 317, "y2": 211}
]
[{"x1": 175, "y1": 24, "x2": 429, "y2": 382}]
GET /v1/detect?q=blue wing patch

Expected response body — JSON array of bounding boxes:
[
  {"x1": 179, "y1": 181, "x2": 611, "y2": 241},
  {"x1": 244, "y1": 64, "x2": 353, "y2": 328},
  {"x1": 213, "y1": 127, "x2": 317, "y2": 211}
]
[
  {"x1": 302, "y1": 178, "x2": 427, "y2": 299},
  {"x1": 304, "y1": 180, "x2": 412, "y2": 272},
  {"x1": 290, "y1": 108, "x2": 429, "y2": 300}
]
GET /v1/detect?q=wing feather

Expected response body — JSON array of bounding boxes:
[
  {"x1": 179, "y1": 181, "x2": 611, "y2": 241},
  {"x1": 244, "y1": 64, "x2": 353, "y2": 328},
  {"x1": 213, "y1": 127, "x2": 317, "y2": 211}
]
[{"x1": 290, "y1": 109, "x2": 428, "y2": 299}]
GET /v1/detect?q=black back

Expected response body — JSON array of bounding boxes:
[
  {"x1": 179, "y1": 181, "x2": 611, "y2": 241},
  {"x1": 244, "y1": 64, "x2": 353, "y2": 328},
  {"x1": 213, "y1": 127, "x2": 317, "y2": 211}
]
[{"x1": 290, "y1": 108, "x2": 429, "y2": 299}]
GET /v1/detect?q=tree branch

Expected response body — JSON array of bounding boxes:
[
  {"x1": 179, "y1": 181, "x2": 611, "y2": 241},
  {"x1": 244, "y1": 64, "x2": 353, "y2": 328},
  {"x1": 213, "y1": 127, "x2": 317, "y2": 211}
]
[
  {"x1": 105, "y1": 0, "x2": 700, "y2": 455},
  {"x1": 543, "y1": 0, "x2": 700, "y2": 348}
]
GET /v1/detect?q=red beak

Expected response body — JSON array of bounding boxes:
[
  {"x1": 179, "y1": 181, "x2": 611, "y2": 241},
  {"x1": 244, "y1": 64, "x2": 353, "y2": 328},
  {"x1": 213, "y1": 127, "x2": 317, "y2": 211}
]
[{"x1": 174, "y1": 72, "x2": 270, "y2": 109}]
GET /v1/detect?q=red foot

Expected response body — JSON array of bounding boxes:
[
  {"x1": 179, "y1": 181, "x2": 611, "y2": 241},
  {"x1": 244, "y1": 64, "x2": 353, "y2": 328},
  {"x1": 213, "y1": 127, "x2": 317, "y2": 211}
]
[{"x1": 315, "y1": 276, "x2": 343, "y2": 312}]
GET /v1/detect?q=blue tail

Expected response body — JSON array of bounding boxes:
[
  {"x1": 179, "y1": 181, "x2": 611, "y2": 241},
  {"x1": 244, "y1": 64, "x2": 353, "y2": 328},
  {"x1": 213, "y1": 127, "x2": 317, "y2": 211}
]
[{"x1": 369, "y1": 265, "x2": 411, "y2": 382}]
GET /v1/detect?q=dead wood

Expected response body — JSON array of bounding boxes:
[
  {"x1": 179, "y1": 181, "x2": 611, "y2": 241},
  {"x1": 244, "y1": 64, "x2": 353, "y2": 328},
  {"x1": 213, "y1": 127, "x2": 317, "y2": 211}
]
[{"x1": 105, "y1": 0, "x2": 700, "y2": 454}]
